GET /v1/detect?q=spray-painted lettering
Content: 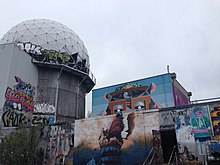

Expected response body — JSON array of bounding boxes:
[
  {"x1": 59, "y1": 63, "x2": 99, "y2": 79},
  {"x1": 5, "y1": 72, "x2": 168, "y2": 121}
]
[
  {"x1": 34, "y1": 103, "x2": 56, "y2": 114},
  {"x1": 2, "y1": 76, "x2": 35, "y2": 127},
  {"x1": 16, "y1": 42, "x2": 89, "y2": 73}
]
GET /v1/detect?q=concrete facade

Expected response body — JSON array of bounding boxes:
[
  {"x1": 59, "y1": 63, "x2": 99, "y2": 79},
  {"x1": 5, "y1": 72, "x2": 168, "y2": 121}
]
[{"x1": 0, "y1": 43, "x2": 95, "y2": 127}]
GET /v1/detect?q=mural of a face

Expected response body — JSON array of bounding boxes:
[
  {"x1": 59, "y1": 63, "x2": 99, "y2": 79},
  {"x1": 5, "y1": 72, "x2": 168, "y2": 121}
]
[
  {"x1": 194, "y1": 108, "x2": 203, "y2": 117},
  {"x1": 104, "y1": 82, "x2": 160, "y2": 115},
  {"x1": 175, "y1": 110, "x2": 190, "y2": 130}
]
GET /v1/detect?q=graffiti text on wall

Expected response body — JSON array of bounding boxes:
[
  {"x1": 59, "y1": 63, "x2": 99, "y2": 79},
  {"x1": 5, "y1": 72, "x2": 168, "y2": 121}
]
[
  {"x1": 32, "y1": 114, "x2": 54, "y2": 125},
  {"x1": 42, "y1": 124, "x2": 74, "y2": 165},
  {"x1": 34, "y1": 103, "x2": 56, "y2": 114},
  {"x1": 16, "y1": 42, "x2": 88, "y2": 73},
  {"x1": 2, "y1": 77, "x2": 35, "y2": 127},
  {"x1": 5, "y1": 87, "x2": 34, "y2": 111}
]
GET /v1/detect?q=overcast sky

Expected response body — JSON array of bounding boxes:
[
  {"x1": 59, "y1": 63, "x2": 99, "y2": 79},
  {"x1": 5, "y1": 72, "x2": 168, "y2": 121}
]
[{"x1": 0, "y1": 0, "x2": 220, "y2": 112}]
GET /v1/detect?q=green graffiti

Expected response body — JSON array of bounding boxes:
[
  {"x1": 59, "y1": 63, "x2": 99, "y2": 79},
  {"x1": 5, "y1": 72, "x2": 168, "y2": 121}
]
[{"x1": 42, "y1": 49, "x2": 71, "y2": 64}]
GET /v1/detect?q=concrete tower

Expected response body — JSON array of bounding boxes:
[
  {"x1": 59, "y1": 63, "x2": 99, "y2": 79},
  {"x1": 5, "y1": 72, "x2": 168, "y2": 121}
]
[{"x1": 0, "y1": 19, "x2": 95, "y2": 126}]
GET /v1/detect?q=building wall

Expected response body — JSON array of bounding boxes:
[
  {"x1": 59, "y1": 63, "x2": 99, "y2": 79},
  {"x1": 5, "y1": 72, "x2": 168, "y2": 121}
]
[
  {"x1": 73, "y1": 101, "x2": 220, "y2": 164},
  {"x1": 92, "y1": 73, "x2": 177, "y2": 116},
  {"x1": 74, "y1": 110, "x2": 160, "y2": 164},
  {"x1": 0, "y1": 44, "x2": 38, "y2": 126},
  {"x1": 37, "y1": 67, "x2": 87, "y2": 122},
  {"x1": 0, "y1": 43, "x2": 88, "y2": 127},
  {"x1": 159, "y1": 101, "x2": 220, "y2": 163},
  {"x1": 172, "y1": 78, "x2": 190, "y2": 106},
  {"x1": 0, "y1": 43, "x2": 38, "y2": 108}
]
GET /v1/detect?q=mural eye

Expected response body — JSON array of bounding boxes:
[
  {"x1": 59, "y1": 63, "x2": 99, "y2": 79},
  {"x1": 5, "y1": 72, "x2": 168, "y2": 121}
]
[
  {"x1": 134, "y1": 101, "x2": 145, "y2": 110},
  {"x1": 135, "y1": 105, "x2": 145, "y2": 110},
  {"x1": 114, "y1": 104, "x2": 123, "y2": 114}
]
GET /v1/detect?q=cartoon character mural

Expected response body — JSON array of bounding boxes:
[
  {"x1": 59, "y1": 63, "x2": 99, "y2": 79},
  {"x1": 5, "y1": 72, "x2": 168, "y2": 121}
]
[
  {"x1": 2, "y1": 76, "x2": 35, "y2": 127},
  {"x1": 173, "y1": 109, "x2": 196, "y2": 162},
  {"x1": 191, "y1": 106, "x2": 211, "y2": 141},
  {"x1": 190, "y1": 106, "x2": 211, "y2": 163},
  {"x1": 103, "y1": 82, "x2": 160, "y2": 115}
]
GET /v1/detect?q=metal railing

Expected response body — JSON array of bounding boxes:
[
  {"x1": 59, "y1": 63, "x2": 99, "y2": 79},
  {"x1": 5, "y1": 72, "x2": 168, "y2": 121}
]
[
  {"x1": 168, "y1": 146, "x2": 178, "y2": 165},
  {"x1": 143, "y1": 148, "x2": 156, "y2": 165}
]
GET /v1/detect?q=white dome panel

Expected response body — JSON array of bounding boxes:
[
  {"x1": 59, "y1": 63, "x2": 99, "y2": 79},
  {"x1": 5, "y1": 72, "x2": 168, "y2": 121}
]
[{"x1": 0, "y1": 19, "x2": 90, "y2": 71}]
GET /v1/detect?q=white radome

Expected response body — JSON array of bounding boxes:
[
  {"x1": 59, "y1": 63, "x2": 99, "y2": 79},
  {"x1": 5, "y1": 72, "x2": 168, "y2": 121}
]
[{"x1": 0, "y1": 19, "x2": 90, "y2": 68}]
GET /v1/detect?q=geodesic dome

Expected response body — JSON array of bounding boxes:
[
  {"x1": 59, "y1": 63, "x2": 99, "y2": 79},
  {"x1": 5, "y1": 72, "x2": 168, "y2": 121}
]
[{"x1": 0, "y1": 19, "x2": 90, "y2": 70}]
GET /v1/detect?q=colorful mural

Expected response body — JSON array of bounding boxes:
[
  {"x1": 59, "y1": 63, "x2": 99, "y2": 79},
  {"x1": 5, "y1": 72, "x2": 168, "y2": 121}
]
[
  {"x1": 92, "y1": 74, "x2": 176, "y2": 116},
  {"x1": 2, "y1": 76, "x2": 35, "y2": 127},
  {"x1": 190, "y1": 106, "x2": 211, "y2": 142},
  {"x1": 173, "y1": 109, "x2": 197, "y2": 162},
  {"x1": 210, "y1": 103, "x2": 220, "y2": 139},
  {"x1": 103, "y1": 82, "x2": 160, "y2": 115},
  {"x1": 1, "y1": 76, "x2": 56, "y2": 127},
  {"x1": 207, "y1": 140, "x2": 220, "y2": 162},
  {"x1": 190, "y1": 106, "x2": 211, "y2": 163},
  {"x1": 74, "y1": 110, "x2": 160, "y2": 164}
]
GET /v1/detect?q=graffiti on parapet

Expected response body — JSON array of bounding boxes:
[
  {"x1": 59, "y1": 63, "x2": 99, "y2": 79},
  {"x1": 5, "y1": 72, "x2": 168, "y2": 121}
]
[
  {"x1": 17, "y1": 42, "x2": 42, "y2": 55},
  {"x1": 2, "y1": 77, "x2": 36, "y2": 127},
  {"x1": 41, "y1": 49, "x2": 72, "y2": 64},
  {"x1": 16, "y1": 42, "x2": 89, "y2": 73}
]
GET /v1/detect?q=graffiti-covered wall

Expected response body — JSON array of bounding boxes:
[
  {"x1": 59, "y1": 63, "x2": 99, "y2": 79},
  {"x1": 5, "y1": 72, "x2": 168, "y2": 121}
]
[
  {"x1": 159, "y1": 102, "x2": 220, "y2": 163},
  {"x1": 92, "y1": 73, "x2": 190, "y2": 117},
  {"x1": 40, "y1": 123, "x2": 74, "y2": 165},
  {"x1": 92, "y1": 73, "x2": 177, "y2": 116},
  {"x1": 74, "y1": 110, "x2": 160, "y2": 164},
  {"x1": 1, "y1": 76, "x2": 56, "y2": 127},
  {"x1": 0, "y1": 43, "x2": 91, "y2": 125},
  {"x1": 0, "y1": 43, "x2": 38, "y2": 109},
  {"x1": 2, "y1": 76, "x2": 36, "y2": 127}
]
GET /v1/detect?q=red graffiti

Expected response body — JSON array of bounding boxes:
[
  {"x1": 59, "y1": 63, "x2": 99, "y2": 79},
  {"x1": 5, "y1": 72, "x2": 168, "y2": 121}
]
[{"x1": 5, "y1": 87, "x2": 34, "y2": 111}]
